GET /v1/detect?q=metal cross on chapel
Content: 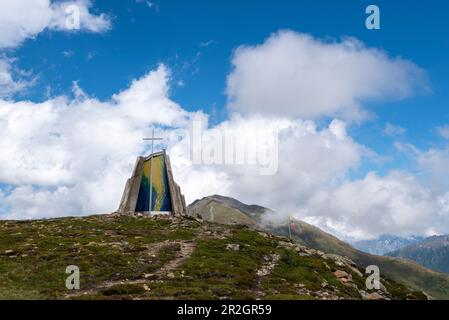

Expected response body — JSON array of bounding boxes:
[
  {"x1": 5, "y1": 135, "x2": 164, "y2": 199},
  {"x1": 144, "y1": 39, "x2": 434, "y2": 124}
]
[{"x1": 143, "y1": 128, "x2": 163, "y2": 213}]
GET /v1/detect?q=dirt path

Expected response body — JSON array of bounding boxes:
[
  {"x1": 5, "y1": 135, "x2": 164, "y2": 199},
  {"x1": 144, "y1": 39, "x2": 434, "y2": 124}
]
[
  {"x1": 252, "y1": 254, "x2": 280, "y2": 298},
  {"x1": 65, "y1": 240, "x2": 196, "y2": 298},
  {"x1": 156, "y1": 241, "x2": 196, "y2": 277}
]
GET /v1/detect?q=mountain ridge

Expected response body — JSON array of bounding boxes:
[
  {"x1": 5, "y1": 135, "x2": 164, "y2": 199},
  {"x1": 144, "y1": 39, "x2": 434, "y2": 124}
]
[{"x1": 187, "y1": 195, "x2": 449, "y2": 299}]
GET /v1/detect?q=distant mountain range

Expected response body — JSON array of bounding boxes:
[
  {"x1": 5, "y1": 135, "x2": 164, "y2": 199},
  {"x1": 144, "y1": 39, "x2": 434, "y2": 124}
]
[
  {"x1": 351, "y1": 235, "x2": 424, "y2": 256},
  {"x1": 188, "y1": 195, "x2": 449, "y2": 299},
  {"x1": 386, "y1": 235, "x2": 449, "y2": 274},
  {"x1": 351, "y1": 233, "x2": 449, "y2": 275}
]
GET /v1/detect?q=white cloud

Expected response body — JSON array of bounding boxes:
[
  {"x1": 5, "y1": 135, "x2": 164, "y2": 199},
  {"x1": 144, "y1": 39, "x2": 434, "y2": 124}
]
[
  {"x1": 437, "y1": 125, "x2": 449, "y2": 139},
  {"x1": 0, "y1": 186, "x2": 80, "y2": 220},
  {"x1": 0, "y1": 58, "x2": 30, "y2": 98},
  {"x1": 49, "y1": 0, "x2": 111, "y2": 33},
  {"x1": 226, "y1": 30, "x2": 426, "y2": 121},
  {"x1": 416, "y1": 147, "x2": 449, "y2": 192},
  {"x1": 0, "y1": 28, "x2": 445, "y2": 242},
  {"x1": 0, "y1": 0, "x2": 110, "y2": 98},
  {"x1": 1, "y1": 62, "x2": 448, "y2": 241},
  {"x1": 0, "y1": 65, "x2": 192, "y2": 218},
  {"x1": 170, "y1": 116, "x2": 365, "y2": 215},
  {"x1": 302, "y1": 171, "x2": 446, "y2": 240},
  {"x1": 298, "y1": 143, "x2": 449, "y2": 240},
  {"x1": 168, "y1": 113, "x2": 449, "y2": 241},
  {"x1": 62, "y1": 50, "x2": 75, "y2": 58},
  {"x1": 0, "y1": 0, "x2": 111, "y2": 49},
  {"x1": 0, "y1": 62, "x2": 367, "y2": 221},
  {"x1": 135, "y1": 0, "x2": 159, "y2": 11},
  {"x1": 384, "y1": 122, "x2": 406, "y2": 137}
]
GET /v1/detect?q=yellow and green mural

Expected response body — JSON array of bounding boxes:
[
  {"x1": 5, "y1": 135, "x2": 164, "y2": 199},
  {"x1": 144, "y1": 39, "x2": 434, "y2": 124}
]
[{"x1": 135, "y1": 154, "x2": 172, "y2": 212}]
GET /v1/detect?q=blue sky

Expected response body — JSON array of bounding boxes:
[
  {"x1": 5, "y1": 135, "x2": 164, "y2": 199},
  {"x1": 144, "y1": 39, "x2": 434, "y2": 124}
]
[
  {"x1": 1, "y1": 0, "x2": 449, "y2": 239},
  {"x1": 12, "y1": 0, "x2": 449, "y2": 154}
]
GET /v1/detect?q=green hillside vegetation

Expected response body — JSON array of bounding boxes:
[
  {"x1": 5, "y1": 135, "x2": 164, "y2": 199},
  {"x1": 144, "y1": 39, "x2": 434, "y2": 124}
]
[{"x1": 0, "y1": 214, "x2": 422, "y2": 300}]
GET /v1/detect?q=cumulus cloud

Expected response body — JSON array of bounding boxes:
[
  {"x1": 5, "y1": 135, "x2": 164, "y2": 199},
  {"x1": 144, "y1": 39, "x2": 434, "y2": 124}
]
[
  {"x1": 297, "y1": 142, "x2": 449, "y2": 240},
  {"x1": 302, "y1": 172, "x2": 447, "y2": 240},
  {"x1": 170, "y1": 116, "x2": 364, "y2": 209},
  {"x1": 0, "y1": 65, "x2": 193, "y2": 218},
  {"x1": 1, "y1": 62, "x2": 447, "y2": 240},
  {"x1": 0, "y1": 0, "x2": 110, "y2": 98},
  {"x1": 0, "y1": 0, "x2": 111, "y2": 49},
  {"x1": 0, "y1": 61, "x2": 368, "y2": 222},
  {"x1": 416, "y1": 147, "x2": 449, "y2": 192},
  {"x1": 170, "y1": 114, "x2": 449, "y2": 241},
  {"x1": 0, "y1": 27, "x2": 445, "y2": 241},
  {"x1": 226, "y1": 30, "x2": 426, "y2": 121}
]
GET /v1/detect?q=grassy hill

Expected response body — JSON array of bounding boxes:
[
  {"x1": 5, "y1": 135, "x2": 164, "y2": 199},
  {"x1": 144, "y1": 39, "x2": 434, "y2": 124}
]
[
  {"x1": 0, "y1": 213, "x2": 423, "y2": 300},
  {"x1": 188, "y1": 195, "x2": 449, "y2": 299}
]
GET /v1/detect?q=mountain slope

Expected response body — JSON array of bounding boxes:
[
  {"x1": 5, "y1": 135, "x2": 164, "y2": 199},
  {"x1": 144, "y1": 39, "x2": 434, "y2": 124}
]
[
  {"x1": 188, "y1": 194, "x2": 267, "y2": 224},
  {"x1": 351, "y1": 235, "x2": 424, "y2": 255},
  {"x1": 188, "y1": 195, "x2": 449, "y2": 299},
  {"x1": 272, "y1": 219, "x2": 449, "y2": 300},
  {"x1": 0, "y1": 214, "x2": 421, "y2": 300},
  {"x1": 386, "y1": 235, "x2": 449, "y2": 274}
]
